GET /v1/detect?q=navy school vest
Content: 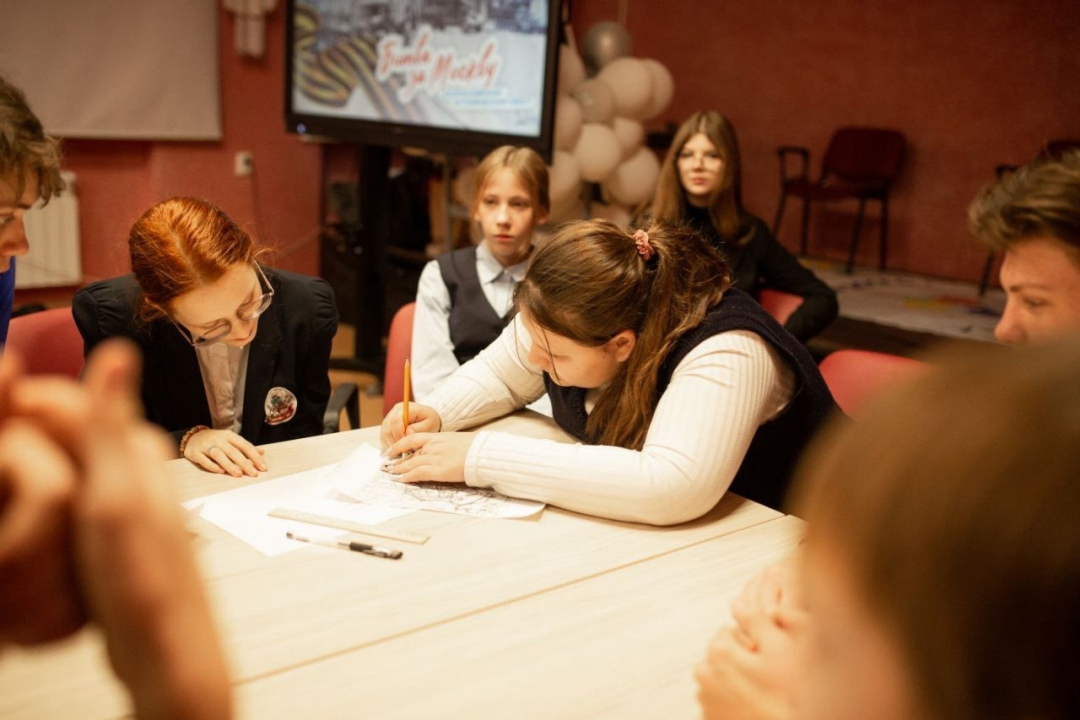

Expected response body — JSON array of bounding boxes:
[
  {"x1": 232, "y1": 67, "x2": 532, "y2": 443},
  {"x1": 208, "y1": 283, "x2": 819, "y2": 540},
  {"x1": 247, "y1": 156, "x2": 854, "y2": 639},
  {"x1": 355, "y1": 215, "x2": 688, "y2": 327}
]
[
  {"x1": 544, "y1": 288, "x2": 840, "y2": 511},
  {"x1": 437, "y1": 245, "x2": 513, "y2": 365}
]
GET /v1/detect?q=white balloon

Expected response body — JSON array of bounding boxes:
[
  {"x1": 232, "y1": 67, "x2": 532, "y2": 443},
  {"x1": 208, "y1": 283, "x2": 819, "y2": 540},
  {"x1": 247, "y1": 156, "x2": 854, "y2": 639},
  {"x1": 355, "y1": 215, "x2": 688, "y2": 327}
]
[
  {"x1": 558, "y1": 44, "x2": 586, "y2": 95},
  {"x1": 554, "y1": 95, "x2": 584, "y2": 151},
  {"x1": 603, "y1": 146, "x2": 662, "y2": 207},
  {"x1": 612, "y1": 117, "x2": 645, "y2": 160},
  {"x1": 590, "y1": 202, "x2": 632, "y2": 229},
  {"x1": 573, "y1": 123, "x2": 622, "y2": 183},
  {"x1": 548, "y1": 150, "x2": 581, "y2": 206},
  {"x1": 597, "y1": 58, "x2": 652, "y2": 119},
  {"x1": 572, "y1": 79, "x2": 616, "y2": 124},
  {"x1": 640, "y1": 58, "x2": 675, "y2": 120}
]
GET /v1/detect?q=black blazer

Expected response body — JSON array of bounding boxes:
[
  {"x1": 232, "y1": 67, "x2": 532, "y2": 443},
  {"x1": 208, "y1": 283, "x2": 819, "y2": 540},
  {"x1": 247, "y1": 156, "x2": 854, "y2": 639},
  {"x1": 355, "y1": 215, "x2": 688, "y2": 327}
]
[{"x1": 73, "y1": 269, "x2": 338, "y2": 448}]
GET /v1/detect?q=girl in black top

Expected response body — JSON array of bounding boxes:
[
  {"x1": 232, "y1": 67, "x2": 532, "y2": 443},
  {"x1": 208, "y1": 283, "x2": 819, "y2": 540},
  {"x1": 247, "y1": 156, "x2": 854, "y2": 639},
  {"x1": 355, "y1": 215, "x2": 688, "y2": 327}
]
[{"x1": 644, "y1": 111, "x2": 838, "y2": 342}]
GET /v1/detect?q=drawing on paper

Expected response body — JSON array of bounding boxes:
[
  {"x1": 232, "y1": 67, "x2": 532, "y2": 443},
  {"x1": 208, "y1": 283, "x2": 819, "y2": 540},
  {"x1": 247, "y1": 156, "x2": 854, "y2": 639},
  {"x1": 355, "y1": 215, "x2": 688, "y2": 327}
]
[{"x1": 327, "y1": 444, "x2": 544, "y2": 519}]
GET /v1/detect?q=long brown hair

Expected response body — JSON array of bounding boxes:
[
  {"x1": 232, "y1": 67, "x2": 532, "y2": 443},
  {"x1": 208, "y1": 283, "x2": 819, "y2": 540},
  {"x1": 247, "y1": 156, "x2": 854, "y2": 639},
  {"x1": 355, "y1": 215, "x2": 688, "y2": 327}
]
[
  {"x1": 792, "y1": 338, "x2": 1080, "y2": 720},
  {"x1": 516, "y1": 218, "x2": 731, "y2": 449},
  {"x1": 0, "y1": 75, "x2": 64, "y2": 202},
  {"x1": 128, "y1": 197, "x2": 257, "y2": 320},
  {"x1": 646, "y1": 110, "x2": 750, "y2": 246}
]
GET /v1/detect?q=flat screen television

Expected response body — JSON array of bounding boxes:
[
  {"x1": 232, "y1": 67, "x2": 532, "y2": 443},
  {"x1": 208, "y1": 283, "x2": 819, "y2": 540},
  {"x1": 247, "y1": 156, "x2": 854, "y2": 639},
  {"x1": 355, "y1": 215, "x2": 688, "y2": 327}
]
[{"x1": 285, "y1": 0, "x2": 562, "y2": 160}]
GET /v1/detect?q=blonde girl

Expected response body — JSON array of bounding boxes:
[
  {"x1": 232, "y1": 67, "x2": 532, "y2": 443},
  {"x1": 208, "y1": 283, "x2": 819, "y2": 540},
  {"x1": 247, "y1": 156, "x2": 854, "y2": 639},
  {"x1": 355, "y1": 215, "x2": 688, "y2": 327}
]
[{"x1": 411, "y1": 145, "x2": 549, "y2": 400}]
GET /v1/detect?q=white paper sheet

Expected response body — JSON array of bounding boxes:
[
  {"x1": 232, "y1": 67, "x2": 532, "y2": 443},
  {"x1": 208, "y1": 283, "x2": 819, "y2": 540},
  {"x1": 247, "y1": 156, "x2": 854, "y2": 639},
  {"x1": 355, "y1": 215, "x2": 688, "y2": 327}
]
[
  {"x1": 183, "y1": 465, "x2": 412, "y2": 556},
  {"x1": 328, "y1": 444, "x2": 545, "y2": 519}
]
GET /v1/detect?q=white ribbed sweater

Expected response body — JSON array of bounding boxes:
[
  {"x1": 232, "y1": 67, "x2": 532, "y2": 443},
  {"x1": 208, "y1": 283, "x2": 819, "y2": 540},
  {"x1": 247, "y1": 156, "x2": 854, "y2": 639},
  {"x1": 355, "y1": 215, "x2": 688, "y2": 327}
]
[{"x1": 426, "y1": 315, "x2": 794, "y2": 526}]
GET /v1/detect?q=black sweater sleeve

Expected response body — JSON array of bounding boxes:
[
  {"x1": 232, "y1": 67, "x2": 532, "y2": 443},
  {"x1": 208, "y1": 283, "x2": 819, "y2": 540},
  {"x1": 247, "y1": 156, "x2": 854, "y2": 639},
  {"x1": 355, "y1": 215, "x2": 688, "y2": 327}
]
[{"x1": 745, "y1": 217, "x2": 839, "y2": 342}]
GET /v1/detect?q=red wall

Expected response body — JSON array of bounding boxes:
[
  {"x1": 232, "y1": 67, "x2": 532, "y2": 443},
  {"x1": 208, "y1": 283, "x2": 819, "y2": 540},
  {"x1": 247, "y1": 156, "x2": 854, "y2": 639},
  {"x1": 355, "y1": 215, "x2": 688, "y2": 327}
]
[
  {"x1": 18, "y1": 4, "x2": 322, "y2": 305},
  {"x1": 573, "y1": 0, "x2": 1080, "y2": 282}
]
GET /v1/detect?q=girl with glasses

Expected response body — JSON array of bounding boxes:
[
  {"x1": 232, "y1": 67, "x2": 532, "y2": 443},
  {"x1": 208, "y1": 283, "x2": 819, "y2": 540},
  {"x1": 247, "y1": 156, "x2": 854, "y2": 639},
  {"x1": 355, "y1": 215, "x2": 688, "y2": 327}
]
[
  {"x1": 643, "y1": 111, "x2": 838, "y2": 343},
  {"x1": 73, "y1": 197, "x2": 338, "y2": 477}
]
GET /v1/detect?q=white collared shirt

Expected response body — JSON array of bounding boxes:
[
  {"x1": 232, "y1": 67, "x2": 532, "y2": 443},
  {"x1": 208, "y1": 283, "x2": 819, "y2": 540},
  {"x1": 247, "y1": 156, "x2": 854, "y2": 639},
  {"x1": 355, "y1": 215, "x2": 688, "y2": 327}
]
[
  {"x1": 194, "y1": 342, "x2": 251, "y2": 434},
  {"x1": 411, "y1": 242, "x2": 528, "y2": 401}
]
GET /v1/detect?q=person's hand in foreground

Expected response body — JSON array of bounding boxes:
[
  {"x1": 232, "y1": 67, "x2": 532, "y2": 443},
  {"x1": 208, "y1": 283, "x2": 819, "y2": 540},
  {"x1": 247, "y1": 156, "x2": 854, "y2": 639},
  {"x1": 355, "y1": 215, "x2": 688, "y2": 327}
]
[
  {"x1": 0, "y1": 342, "x2": 232, "y2": 719},
  {"x1": 696, "y1": 557, "x2": 808, "y2": 720}
]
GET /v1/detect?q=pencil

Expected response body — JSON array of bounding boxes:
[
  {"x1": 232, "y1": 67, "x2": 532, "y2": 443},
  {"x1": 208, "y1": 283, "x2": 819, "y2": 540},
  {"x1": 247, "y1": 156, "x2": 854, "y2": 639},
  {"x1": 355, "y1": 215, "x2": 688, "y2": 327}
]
[{"x1": 402, "y1": 357, "x2": 410, "y2": 433}]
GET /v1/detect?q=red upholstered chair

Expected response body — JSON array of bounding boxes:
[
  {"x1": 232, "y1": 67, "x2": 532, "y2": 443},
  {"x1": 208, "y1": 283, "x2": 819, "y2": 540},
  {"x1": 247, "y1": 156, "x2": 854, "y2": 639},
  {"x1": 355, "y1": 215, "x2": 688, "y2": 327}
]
[
  {"x1": 5, "y1": 307, "x2": 84, "y2": 377},
  {"x1": 818, "y1": 349, "x2": 927, "y2": 417},
  {"x1": 773, "y1": 127, "x2": 907, "y2": 274},
  {"x1": 757, "y1": 288, "x2": 804, "y2": 326},
  {"x1": 383, "y1": 302, "x2": 415, "y2": 416}
]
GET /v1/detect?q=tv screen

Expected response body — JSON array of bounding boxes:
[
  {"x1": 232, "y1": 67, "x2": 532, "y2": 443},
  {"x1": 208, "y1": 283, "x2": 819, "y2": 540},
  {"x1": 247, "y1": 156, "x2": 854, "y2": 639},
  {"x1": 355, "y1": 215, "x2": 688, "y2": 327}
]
[{"x1": 286, "y1": 0, "x2": 562, "y2": 159}]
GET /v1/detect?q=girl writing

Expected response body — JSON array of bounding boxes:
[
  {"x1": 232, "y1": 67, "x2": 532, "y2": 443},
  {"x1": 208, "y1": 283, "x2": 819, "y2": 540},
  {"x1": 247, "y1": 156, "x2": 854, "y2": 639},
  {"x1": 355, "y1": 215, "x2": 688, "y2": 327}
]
[
  {"x1": 74, "y1": 197, "x2": 338, "y2": 477},
  {"x1": 382, "y1": 219, "x2": 836, "y2": 522}
]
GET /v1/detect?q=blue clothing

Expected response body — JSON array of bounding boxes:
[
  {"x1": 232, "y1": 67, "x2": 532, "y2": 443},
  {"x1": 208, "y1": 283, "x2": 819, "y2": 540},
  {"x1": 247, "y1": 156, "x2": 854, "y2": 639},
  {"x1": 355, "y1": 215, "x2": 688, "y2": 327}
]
[{"x1": 0, "y1": 260, "x2": 14, "y2": 347}]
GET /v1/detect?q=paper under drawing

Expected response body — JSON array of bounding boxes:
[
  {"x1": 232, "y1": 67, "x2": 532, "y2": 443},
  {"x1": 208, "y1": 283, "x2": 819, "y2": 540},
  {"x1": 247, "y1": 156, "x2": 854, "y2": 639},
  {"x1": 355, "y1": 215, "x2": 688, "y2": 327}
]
[{"x1": 328, "y1": 444, "x2": 545, "y2": 519}]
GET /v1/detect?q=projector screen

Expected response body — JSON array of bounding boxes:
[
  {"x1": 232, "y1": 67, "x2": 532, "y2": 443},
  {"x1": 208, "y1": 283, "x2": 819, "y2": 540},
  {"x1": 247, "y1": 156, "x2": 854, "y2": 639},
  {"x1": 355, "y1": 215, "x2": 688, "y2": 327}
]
[{"x1": 285, "y1": 0, "x2": 561, "y2": 159}]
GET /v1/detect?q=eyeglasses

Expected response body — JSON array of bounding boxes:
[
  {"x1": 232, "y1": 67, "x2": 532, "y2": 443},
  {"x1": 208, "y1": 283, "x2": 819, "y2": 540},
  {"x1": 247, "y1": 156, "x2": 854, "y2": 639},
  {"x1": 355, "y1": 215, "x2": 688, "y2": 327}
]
[
  {"x1": 169, "y1": 263, "x2": 275, "y2": 347},
  {"x1": 677, "y1": 150, "x2": 723, "y2": 168}
]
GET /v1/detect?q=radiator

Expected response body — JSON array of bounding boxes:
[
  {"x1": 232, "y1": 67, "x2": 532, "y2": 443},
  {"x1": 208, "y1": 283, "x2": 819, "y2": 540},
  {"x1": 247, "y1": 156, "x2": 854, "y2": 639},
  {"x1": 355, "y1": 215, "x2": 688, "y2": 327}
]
[{"x1": 16, "y1": 170, "x2": 82, "y2": 288}]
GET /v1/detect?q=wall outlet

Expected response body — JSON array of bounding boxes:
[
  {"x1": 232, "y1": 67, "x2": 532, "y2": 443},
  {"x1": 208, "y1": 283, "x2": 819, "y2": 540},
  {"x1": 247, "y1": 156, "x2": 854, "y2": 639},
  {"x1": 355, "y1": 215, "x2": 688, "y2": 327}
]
[{"x1": 234, "y1": 151, "x2": 254, "y2": 177}]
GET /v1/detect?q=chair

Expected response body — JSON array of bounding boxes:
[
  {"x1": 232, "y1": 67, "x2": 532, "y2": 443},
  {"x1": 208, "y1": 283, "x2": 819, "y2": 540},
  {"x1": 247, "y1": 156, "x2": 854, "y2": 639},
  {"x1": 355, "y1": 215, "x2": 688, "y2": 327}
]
[
  {"x1": 980, "y1": 138, "x2": 1080, "y2": 295},
  {"x1": 383, "y1": 302, "x2": 415, "y2": 416},
  {"x1": 757, "y1": 289, "x2": 804, "y2": 326},
  {"x1": 773, "y1": 127, "x2": 907, "y2": 274},
  {"x1": 818, "y1": 349, "x2": 927, "y2": 417},
  {"x1": 322, "y1": 383, "x2": 361, "y2": 434},
  {"x1": 4, "y1": 307, "x2": 84, "y2": 377}
]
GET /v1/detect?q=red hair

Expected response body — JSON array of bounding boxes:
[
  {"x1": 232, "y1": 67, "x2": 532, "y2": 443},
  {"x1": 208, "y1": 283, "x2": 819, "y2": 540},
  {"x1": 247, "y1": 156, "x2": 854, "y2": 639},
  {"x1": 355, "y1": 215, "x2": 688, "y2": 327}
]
[{"x1": 128, "y1": 197, "x2": 254, "y2": 318}]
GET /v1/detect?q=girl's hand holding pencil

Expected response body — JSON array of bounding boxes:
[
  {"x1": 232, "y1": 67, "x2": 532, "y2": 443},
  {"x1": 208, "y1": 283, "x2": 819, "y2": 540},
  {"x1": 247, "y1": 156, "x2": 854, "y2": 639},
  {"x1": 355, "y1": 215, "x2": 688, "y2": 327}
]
[{"x1": 380, "y1": 402, "x2": 442, "y2": 449}]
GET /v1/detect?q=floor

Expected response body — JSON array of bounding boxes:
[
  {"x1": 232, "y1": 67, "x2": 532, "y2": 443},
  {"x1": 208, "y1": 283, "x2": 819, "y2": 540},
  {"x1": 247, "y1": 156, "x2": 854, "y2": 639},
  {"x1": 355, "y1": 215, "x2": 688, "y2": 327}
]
[{"x1": 805, "y1": 259, "x2": 1004, "y2": 358}]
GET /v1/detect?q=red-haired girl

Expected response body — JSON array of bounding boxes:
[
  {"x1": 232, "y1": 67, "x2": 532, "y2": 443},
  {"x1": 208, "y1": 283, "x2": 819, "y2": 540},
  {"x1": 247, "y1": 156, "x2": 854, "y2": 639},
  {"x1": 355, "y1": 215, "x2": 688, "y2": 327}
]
[{"x1": 74, "y1": 197, "x2": 337, "y2": 477}]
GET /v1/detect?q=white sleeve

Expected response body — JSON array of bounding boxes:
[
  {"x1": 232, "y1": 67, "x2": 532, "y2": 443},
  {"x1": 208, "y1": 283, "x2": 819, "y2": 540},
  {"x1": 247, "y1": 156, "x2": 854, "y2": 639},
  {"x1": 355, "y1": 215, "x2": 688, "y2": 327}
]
[
  {"x1": 461, "y1": 330, "x2": 795, "y2": 526},
  {"x1": 411, "y1": 261, "x2": 460, "y2": 402},
  {"x1": 425, "y1": 313, "x2": 547, "y2": 430}
]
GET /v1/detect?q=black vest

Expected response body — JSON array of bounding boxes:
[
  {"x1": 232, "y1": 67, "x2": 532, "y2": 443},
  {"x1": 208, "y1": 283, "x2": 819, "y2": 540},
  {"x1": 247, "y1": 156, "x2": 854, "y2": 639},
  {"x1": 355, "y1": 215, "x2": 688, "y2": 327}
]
[
  {"x1": 544, "y1": 288, "x2": 839, "y2": 511},
  {"x1": 437, "y1": 246, "x2": 513, "y2": 365}
]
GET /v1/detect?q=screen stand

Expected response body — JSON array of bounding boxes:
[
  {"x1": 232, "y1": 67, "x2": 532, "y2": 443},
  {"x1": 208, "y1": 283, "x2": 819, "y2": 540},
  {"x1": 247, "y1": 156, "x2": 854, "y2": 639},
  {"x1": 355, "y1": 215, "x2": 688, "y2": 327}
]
[{"x1": 329, "y1": 143, "x2": 390, "y2": 377}]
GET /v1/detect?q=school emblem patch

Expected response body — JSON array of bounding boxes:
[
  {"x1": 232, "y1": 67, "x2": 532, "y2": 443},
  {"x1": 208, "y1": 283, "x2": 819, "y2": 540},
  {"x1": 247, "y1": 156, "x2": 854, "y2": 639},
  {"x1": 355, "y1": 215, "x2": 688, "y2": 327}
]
[{"x1": 264, "y1": 386, "x2": 297, "y2": 425}]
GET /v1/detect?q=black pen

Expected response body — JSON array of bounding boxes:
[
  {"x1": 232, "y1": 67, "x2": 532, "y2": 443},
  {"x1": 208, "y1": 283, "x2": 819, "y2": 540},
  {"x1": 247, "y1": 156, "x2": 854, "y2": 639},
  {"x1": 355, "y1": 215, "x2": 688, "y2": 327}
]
[{"x1": 286, "y1": 531, "x2": 403, "y2": 559}]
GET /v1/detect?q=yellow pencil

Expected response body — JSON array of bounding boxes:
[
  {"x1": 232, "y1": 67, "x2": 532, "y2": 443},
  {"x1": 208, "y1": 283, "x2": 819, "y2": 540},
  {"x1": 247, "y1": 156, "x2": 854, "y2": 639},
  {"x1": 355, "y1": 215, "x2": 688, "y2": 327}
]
[{"x1": 402, "y1": 358, "x2": 410, "y2": 434}]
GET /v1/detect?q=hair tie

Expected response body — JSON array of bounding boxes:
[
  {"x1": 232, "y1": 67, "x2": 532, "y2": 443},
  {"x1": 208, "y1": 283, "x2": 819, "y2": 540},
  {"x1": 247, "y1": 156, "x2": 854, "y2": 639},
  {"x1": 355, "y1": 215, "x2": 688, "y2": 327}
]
[{"x1": 633, "y1": 229, "x2": 655, "y2": 261}]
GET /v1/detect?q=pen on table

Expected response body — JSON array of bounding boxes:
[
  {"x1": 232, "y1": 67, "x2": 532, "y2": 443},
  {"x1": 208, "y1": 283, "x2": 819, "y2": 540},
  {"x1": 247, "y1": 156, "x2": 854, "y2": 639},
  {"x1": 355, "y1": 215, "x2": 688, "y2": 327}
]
[
  {"x1": 286, "y1": 531, "x2": 403, "y2": 559},
  {"x1": 402, "y1": 357, "x2": 411, "y2": 434}
]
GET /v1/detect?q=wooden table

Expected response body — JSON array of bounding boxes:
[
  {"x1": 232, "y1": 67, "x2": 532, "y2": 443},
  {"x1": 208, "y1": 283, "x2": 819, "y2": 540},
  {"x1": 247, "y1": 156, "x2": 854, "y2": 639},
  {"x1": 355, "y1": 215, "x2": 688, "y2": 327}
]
[{"x1": 0, "y1": 412, "x2": 803, "y2": 719}]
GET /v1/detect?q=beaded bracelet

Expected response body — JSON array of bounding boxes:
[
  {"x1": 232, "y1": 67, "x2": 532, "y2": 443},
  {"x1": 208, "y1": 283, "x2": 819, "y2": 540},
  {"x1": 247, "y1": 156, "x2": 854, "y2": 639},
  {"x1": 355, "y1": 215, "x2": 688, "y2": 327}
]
[{"x1": 179, "y1": 425, "x2": 210, "y2": 457}]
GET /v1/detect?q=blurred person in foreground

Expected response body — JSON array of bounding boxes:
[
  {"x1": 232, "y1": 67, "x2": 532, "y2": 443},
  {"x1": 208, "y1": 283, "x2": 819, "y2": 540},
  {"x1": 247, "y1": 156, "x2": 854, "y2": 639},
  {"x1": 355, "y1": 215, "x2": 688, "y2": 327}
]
[
  {"x1": 699, "y1": 337, "x2": 1080, "y2": 719},
  {"x1": 695, "y1": 148, "x2": 1080, "y2": 720},
  {"x1": 0, "y1": 341, "x2": 231, "y2": 719}
]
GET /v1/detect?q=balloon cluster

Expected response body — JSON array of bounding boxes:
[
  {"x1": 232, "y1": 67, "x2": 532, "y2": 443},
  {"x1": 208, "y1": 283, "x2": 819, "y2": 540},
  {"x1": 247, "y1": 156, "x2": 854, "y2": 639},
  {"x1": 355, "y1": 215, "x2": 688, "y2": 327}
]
[{"x1": 549, "y1": 22, "x2": 675, "y2": 226}]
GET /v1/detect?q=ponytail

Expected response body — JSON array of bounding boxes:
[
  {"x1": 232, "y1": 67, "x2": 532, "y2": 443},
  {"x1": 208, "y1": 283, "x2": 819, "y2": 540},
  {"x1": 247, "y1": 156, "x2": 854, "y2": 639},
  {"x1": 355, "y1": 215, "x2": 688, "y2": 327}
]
[{"x1": 516, "y1": 218, "x2": 731, "y2": 449}]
